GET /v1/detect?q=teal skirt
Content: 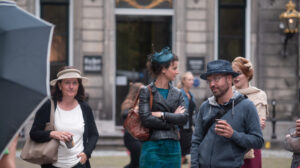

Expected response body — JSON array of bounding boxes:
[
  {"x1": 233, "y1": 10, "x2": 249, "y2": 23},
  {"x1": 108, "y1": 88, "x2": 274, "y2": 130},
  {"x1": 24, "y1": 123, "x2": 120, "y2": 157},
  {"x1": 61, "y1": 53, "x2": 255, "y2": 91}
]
[{"x1": 140, "y1": 139, "x2": 181, "y2": 168}]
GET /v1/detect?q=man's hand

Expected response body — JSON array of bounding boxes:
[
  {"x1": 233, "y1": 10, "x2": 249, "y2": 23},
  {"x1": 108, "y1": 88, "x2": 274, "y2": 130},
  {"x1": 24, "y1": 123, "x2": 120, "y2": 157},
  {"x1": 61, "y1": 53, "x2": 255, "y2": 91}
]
[{"x1": 215, "y1": 120, "x2": 234, "y2": 138}]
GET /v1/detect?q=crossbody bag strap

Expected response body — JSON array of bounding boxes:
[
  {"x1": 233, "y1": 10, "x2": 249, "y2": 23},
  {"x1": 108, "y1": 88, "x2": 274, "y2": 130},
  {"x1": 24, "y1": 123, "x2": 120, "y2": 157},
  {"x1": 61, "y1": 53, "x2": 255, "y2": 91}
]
[
  {"x1": 202, "y1": 108, "x2": 227, "y2": 137},
  {"x1": 132, "y1": 91, "x2": 140, "y2": 108},
  {"x1": 202, "y1": 95, "x2": 246, "y2": 137},
  {"x1": 131, "y1": 85, "x2": 153, "y2": 110}
]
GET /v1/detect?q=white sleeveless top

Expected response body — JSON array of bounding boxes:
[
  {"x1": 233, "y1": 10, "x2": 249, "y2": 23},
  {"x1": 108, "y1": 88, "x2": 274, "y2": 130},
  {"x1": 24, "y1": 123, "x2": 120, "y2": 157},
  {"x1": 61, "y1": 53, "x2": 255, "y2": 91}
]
[{"x1": 53, "y1": 104, "x2": 85, "y2": 168}]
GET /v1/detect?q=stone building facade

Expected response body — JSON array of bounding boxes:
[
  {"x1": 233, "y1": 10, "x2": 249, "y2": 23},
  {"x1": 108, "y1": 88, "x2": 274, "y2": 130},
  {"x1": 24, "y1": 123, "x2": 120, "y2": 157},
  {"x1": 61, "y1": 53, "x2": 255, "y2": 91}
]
[{"x1": 14, "y1": 0, "x2": 300, "y2": 134}]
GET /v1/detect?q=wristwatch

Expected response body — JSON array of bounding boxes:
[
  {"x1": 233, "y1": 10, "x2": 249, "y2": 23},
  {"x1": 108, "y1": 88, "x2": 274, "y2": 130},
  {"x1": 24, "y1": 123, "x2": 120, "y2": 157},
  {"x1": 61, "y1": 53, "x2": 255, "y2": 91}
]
[{"x1": 161, "y1": 112, "x2": 165, "y2": 120}]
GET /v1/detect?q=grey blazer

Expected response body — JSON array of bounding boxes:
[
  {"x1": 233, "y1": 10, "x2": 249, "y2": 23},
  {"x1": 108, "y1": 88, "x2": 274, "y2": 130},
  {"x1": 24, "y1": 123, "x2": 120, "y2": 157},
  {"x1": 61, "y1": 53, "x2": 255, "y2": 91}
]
[{"x1": 139, "y1": 82, "x2": 188, "y2": 141}]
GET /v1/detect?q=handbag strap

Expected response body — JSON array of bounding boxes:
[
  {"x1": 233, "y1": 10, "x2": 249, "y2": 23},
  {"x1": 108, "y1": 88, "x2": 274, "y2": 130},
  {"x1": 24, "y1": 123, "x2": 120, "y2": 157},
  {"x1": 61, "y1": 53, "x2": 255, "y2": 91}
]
[
  {"x1": 49, "y1": 99, "x2": 55, "y2": 130},
  {"x1": 132, "y1": 85, "x2": 153, "y2": 110},
  {"x1": 147, "y1": 86, "x2": 153, "y2": 109}
]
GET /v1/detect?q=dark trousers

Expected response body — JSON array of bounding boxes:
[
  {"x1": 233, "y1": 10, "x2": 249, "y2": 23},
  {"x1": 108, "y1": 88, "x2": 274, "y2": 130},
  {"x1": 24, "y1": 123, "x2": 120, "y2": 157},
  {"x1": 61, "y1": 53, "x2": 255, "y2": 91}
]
[
  {"x1": 179, "y1": 128, "x2": 193, "y2": 156},
  {"x1": 124, "y1": 131, "x2": 142, "y2": 168}
]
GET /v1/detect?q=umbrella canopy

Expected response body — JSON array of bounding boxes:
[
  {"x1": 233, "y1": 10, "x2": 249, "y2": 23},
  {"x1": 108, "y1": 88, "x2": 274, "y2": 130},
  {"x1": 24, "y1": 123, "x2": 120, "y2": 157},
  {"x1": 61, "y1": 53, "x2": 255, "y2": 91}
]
[{"x1": 0, "y1": 1, "x2": 53, "y2": 156}]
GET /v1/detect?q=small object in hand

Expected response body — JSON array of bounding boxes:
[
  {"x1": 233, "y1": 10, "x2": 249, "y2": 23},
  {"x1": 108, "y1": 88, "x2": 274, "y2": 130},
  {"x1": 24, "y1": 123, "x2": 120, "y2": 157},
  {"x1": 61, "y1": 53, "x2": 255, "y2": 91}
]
[
  {"x1": 215, "y1": 119, "x2": 226, "y2": 124},
  {"x1": 65, "y1": 136, "x2": 74, "y2": 149}
]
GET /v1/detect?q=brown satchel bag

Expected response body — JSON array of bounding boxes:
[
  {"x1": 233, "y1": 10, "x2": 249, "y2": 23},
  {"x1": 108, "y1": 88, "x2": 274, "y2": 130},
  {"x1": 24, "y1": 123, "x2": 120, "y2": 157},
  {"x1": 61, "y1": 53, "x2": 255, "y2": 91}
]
[
  {"x1": 124, "y1": 86, "x2": 153, "y2": 141},
  {"x1": 21, "y1": 99, "x2": 60, "y2": 165}
]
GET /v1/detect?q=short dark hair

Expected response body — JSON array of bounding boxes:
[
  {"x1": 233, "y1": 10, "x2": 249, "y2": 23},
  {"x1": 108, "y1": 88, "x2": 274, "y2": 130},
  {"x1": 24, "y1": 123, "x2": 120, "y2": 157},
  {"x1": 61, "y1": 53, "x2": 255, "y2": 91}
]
[
  {"x1": 147, "y1": 54, "x2": 179, "y2": 78},
  {"x1": 51, "y1": 66, "x2": 86, "y2": 101}
]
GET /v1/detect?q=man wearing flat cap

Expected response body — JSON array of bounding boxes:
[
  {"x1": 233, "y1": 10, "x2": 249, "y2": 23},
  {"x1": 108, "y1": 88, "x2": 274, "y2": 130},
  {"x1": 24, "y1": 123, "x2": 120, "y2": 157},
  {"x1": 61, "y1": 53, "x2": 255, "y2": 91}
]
[{"x1": 190, "y1": 60, "x2": 264, "y2": 168}]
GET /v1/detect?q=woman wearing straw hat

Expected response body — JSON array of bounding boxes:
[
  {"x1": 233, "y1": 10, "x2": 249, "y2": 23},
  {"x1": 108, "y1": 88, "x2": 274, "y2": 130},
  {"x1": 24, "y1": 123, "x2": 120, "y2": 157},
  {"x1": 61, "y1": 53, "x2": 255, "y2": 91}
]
[{"x1": 30, "y1": 66, "x2": 99, "y2": 168}]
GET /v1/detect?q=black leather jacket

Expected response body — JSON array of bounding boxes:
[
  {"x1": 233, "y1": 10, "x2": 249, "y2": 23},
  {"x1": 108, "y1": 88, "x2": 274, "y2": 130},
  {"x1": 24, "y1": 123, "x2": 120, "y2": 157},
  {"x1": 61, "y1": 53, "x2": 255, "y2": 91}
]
[{"x1": 139, "y1": 82, "x2": 188, "y2": 141}]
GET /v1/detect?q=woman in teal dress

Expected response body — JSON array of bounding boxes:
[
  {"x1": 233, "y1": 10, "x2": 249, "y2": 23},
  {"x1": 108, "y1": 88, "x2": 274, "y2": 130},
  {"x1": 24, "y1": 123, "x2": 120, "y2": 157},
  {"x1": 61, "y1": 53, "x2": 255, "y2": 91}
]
[{"x1": 138, "y1": 47, "x2": 188, "y2": 168}]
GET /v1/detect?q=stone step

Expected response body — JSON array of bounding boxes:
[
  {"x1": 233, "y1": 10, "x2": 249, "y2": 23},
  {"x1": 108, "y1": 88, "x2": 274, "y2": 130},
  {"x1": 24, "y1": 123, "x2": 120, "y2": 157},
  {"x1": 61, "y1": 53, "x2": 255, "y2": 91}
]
[{"x1": 96, "y1": 130, "x2": 126, "y2": 151}]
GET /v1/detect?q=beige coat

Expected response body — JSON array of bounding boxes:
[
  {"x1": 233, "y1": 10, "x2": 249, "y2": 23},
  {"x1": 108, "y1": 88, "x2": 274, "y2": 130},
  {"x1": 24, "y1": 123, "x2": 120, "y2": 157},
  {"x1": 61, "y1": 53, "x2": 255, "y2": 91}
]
[
  {"x1": 233, "y1": 86, "x2": 268, "y2": 159},
  {"x1": 234, "y1": 86, "x2": 268, "y2": 120}
]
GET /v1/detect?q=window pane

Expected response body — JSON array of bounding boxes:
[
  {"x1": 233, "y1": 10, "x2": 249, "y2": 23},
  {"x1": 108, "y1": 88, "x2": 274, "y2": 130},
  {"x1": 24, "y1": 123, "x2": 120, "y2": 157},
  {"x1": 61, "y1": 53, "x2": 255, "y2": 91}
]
[
  {"x1": 116, "y1": 16, "x2": 172, "y2": 72},
  {"x1": 219, "y1": 1, "x2": 245, "y2": 60},
  {"x1": 41, "y1": 1, "x2": 69, "y2": 80},
  {"x1": 220, "y1": 9, "x2": 243, "y2": 35},
  {"x1": 50, "y1": 35, "x2": 67, "y2": 62},
  {"x1": 219, "y1": 38, "x2": 243, "y2": 61}
]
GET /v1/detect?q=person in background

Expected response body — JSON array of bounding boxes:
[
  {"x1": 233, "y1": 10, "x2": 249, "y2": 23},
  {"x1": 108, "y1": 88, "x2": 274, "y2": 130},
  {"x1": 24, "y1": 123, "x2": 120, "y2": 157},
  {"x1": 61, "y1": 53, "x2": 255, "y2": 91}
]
[
  {"x1": 291, "y1": 119, "x2": 300, "y2": 168},
  {"x1": 177, "y1": 72, "x2": 196, "y2": 165},
  {"x1": 0, "y1": 135, "x2": 18, "y2": 168},
  {"x1": 139, "y1": 47, "x2": 188, "y2": 168},
  {"x1": 232, "y1": 57, "x2": 268, "y2": 168},
  {"x1": 30, "y1": 66, "x2": 99, "y2": 168},
  {"x1": 121, "y1": 82, "x2": 144, "y2": 168},
  {"x1": 191, "y1": 59, "x2": 264, "y2": 168}
]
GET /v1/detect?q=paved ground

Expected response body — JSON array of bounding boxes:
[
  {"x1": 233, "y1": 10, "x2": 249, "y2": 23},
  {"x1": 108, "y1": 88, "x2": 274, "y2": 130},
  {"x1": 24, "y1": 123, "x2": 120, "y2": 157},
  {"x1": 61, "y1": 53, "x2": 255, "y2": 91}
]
[
  {"x1": 262, "y1": 149, "x2": 292, "y2": 158},
  {"x1": 16, "y1": 149, "x2": 293, "y2": 158},
  {"x1": 15, "y1": 149, "x2": 293, "y2": 168}
]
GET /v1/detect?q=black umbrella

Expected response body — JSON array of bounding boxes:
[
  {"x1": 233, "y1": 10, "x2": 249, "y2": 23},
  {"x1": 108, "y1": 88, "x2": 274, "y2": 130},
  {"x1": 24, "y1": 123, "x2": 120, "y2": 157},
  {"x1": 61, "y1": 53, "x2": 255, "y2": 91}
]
[{"x1": 0, "y1": 1, "x2": 53, "y2": 156}]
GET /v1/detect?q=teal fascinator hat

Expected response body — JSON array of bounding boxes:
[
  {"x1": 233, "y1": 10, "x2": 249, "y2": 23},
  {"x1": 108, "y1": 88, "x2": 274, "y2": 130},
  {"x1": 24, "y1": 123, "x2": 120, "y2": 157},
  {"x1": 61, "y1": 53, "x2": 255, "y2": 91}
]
[{"x1": 151, "y1": 47, "x2": 174, "y2": 63}]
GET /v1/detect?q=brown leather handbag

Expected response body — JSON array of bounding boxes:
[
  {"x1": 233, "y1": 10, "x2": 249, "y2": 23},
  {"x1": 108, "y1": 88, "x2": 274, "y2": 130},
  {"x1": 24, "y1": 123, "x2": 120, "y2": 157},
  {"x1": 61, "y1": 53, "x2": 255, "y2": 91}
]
[
  {"x1": 21, "y1": 99, "x2": 59, "y2": 165},
  {"x1": 124, "y1": 86, "x2": 153, "y2": 141}
]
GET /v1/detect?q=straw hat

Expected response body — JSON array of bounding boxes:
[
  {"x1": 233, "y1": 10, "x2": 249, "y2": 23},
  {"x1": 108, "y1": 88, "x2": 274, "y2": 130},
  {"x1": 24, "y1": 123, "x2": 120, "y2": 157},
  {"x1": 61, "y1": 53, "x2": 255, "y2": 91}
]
[{"x1": 50, "y1": 68, "x2": 88, "y2": 86}]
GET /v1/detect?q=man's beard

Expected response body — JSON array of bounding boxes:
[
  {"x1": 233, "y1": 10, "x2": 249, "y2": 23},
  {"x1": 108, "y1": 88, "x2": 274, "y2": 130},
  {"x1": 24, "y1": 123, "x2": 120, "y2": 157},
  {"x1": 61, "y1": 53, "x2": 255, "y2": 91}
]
[{"x1": 211, "y1": 81, "x2": 230, "y2": 99}]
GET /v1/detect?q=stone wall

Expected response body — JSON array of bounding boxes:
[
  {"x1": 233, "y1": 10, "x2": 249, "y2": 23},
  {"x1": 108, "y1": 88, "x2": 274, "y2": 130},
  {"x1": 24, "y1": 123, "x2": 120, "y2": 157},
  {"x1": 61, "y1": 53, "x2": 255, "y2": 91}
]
[
  {"x1": 78, "y1": 0, "x2": 105, "y2": 120},
  {"x1": 184, "y1": 0, "x2": 213, "y2": 106},
  {"x1": 257, "y1": 0, "x2": 299, "y2": 119}
]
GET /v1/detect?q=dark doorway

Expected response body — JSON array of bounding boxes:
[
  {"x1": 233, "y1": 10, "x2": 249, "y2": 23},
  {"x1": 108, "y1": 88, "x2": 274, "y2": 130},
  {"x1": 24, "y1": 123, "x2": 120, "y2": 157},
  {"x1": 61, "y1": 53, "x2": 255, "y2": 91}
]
[
  {"x1": 115, "y1": 15, "x2": 172, "y2": 125},
  {"x1": 219, "y1": 0, "x2": 246, "y2": 61}
]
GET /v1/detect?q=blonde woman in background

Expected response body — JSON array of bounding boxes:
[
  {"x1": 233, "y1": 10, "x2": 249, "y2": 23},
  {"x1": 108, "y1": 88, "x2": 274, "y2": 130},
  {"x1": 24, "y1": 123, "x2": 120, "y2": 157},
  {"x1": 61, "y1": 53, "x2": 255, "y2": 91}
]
[
  {"x1": 177, "y1": 72, "x2": 196, "y2": 165},
  {"x1": 232, "y1": 57, "x2": 268, "y2": 168}
]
